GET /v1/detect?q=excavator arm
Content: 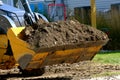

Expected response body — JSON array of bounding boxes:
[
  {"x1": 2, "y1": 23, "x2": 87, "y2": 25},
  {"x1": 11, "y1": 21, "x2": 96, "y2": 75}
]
[{"x1": 20, "y1": 0, "x2": 48, "y2": 26}]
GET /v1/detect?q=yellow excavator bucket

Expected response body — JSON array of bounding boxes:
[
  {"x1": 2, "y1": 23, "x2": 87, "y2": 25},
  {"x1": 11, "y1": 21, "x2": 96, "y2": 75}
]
[
  {"x1": 7, "y1": 27, "x2": 108, "y2": 70},
  {"x1": 0, "y1": 35, "x2": 8, "y2": 62},
  {"x1": 0, "y1": 34, "x2": 16, "y2": 69}
]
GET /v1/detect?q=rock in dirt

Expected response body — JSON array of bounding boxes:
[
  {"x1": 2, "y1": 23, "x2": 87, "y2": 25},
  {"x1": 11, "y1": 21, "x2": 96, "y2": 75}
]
[{"x1": 22, "y1": 19, "x2": 108, "y2": 51}]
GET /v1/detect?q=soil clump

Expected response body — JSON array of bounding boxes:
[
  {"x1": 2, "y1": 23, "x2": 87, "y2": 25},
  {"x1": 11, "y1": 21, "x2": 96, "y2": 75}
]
[{"x1": 22, "y1": 19, "x2": 108, "y2": 51}]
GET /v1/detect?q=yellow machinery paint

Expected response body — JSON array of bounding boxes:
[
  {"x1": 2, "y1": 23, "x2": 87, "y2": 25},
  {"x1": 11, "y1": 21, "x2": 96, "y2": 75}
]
[
  {"x1": 0, "y1": 34, "x2": 16, "y2": 69},
  {"x1": 0, "y1": 35, "x2": 8, "y2": 62},
  {"x1": 6, "y1": 27, "x2": 108, "y2": 70}
]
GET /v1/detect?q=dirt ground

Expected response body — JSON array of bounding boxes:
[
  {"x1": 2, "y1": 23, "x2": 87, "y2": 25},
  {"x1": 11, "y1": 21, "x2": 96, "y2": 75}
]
[
  {"x1": 4, "y1": 61, "x2": 120, "y2": 80},
  {"x1": 43, "y1": 61, "x2": 120, "y2": 79}
]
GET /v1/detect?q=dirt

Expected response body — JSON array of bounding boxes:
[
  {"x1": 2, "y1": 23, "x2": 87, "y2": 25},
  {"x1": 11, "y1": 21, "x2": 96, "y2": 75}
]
[
  {"x1": 22, "y1": 19, "x2": 108, "y2": 52},
  {"x1": 43, "y1": 61, "x2": 120, "y2": 79},
  {"x1": 2, "y1": 61, "x2": 120, "y2": 80}
]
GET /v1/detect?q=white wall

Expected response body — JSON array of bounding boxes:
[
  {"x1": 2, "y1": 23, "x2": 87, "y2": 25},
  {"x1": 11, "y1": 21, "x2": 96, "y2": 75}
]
[
  {"x1": 65, "y1": 0, "x2": 120, "y2": 11},
  {"x1": 29, "y1": 0, "x2": 120, "y2": 16},
  {"x1": 29, "y1": 0, "x2": 44, "y2": 2},
  {"x1": 96, "y1": 0, "x2": 120, "y2": 11}
]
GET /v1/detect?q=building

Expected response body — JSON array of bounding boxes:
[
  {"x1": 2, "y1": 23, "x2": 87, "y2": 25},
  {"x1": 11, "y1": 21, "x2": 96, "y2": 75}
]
[
  {"x1": 111, "y1": 3, "x2": 120, "y2": 12},
  {"x1": 28, "y1": 0, "x2": 120, "y2": 11},
  {"x1": 63, "y1": 0, "x2": 120, "y2": 11},
  {"x1": 2, "y1": 0, "x2": 120, "y2": 12},
  {"x1": 2, "y1": 0, "x2": 120, "y2": 20}
]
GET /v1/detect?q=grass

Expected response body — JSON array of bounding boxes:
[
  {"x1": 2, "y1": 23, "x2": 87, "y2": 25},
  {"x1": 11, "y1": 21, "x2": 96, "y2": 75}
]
[
  {"x1": 92, "y1": 51, "x2": 120, "y2": 77},
  {"x1": 93, "y1": 51, "x2": 120, "y2": 64}
]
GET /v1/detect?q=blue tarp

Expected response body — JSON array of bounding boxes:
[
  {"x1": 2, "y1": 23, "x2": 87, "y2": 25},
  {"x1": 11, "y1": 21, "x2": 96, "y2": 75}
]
[{"x1": 30, "y1": 3, "x2": 44, "y2": 14}]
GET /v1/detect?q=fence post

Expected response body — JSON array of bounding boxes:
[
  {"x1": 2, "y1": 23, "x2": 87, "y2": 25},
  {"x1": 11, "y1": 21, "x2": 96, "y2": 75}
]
[{"x1": 90, "y1": 0, "x2": 96, "y2": 28}]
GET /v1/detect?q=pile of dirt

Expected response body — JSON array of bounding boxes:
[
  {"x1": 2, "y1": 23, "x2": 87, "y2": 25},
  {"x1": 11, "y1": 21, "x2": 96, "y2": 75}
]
[{"x1": 22, "y1": 19, "x2": 108, "y2": 51}]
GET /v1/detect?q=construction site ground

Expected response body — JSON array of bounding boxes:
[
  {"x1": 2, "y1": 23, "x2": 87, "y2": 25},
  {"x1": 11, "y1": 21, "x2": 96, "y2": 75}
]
[{"x1": 0, "y1": 61, "x2": 120, "y2": 80}]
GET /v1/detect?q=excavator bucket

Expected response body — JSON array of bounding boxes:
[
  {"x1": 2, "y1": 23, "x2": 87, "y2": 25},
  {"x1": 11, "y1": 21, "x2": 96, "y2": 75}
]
[
  {"x1": 0, "y1": 34, "x2": 16, "y2": 69},
  {"x1": 0, "y1": 35, "x2": 8, "y2": 63},
  {"x1": 7, "y1": 27, "x2": 108, "y2": 70}
]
